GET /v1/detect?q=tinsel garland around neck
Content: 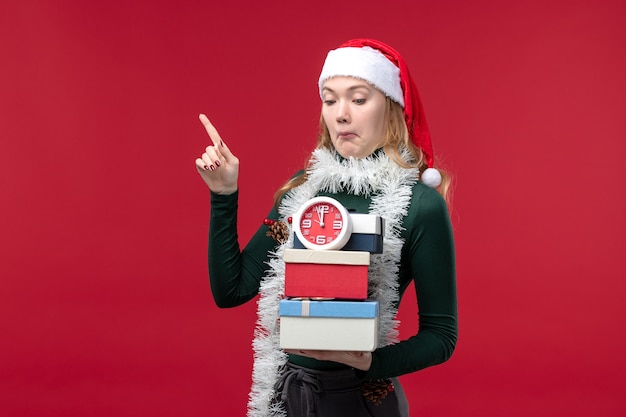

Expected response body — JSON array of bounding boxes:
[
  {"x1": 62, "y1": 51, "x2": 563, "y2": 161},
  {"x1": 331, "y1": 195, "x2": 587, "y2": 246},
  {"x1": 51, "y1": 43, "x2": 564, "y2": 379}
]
[{"x1": 247, "y1": 148, "x2": 419, "y2": 417}]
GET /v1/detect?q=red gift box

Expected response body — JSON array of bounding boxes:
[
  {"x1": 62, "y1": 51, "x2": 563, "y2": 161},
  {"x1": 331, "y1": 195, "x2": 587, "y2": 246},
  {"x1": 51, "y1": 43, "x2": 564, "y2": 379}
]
[{"x1": 283, "y1": 249, "x2": 370, "y2": 300}]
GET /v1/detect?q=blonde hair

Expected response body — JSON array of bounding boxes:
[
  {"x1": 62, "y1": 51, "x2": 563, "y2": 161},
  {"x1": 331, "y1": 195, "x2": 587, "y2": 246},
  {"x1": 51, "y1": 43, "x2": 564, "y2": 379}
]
[{"x1": 273, "y1": 98, "x2": 451, "y2": 207}]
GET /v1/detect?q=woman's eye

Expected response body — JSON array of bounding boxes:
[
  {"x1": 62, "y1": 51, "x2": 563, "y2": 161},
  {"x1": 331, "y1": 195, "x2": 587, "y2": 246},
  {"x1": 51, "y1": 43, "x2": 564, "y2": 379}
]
[
  {"x1": 353, "y1": 98, "x2": 366, "y2": 105},
  {"x1": 323, "y1": 99, "x2": 336, "y2": 105}
]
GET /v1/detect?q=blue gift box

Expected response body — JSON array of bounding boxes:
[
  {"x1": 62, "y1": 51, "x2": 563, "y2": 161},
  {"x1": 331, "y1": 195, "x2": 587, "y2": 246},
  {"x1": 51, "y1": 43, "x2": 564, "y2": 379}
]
[
  {"x1": 292, "y1": 213, "x2": 384, "y2": 253},
  {"x1": 293, "y1": 233, "x2": 383, "y2": 253},
  {"x1": 279, "y1": 299, "x2": 379, "y2": 351},
  {"x1": 279, "y1": 299, "x2": 378, "y2": 318}
]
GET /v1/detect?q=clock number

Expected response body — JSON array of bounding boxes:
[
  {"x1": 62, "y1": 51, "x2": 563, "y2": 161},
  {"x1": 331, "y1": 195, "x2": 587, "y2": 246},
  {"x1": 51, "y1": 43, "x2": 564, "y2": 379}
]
[
  {"x1": 301, "y1": 219, "x2": 312, "y2": 228},
  {"x1": 332, "y1": 220, "x2": 342, "y2": 229},
  {"x1": 315, "y1": 236, "x2": 326, "y2": 244}
]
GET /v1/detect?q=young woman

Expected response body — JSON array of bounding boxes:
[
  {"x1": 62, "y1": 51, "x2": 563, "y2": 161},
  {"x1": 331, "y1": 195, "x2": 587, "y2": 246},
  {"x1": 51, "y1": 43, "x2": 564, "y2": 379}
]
[{"x1": 195, "y1": 38, "x2": 457, "y2": 417}]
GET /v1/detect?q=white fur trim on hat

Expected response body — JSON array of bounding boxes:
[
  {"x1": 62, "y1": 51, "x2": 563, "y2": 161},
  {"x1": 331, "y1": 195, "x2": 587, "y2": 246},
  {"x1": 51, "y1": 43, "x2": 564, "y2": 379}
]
[{"x1": 319, "y1": 46, "x2": 404, "y2": 107}]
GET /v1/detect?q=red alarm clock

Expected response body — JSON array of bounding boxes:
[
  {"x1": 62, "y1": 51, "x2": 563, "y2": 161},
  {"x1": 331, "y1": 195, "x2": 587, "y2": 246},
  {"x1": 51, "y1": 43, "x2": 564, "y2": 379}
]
[{"x1": 293, "y1": 196, "x2": 353, "y2": 250}]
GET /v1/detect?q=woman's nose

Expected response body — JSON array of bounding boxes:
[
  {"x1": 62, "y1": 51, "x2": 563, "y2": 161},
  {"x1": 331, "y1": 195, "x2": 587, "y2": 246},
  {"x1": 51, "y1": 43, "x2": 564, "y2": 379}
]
[{"x1": 336, "y1": 100, "x2": 350, "y2": 123}]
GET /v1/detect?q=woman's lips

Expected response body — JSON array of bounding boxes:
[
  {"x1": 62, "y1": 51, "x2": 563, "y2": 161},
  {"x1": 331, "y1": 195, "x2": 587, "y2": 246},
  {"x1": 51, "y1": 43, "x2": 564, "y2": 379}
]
[{"x1": 338, "y1": 132, "x2": 357, "y2": 139}]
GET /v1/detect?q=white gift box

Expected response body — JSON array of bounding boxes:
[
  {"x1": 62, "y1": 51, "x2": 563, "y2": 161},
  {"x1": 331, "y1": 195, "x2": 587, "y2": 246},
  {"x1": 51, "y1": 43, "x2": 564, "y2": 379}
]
[
  {"x1": 279, "y1": 299, "x2": 379, "y2": 352},
  {"x1": 350, "y1": 213, "x2": 385, "y2": 235}
]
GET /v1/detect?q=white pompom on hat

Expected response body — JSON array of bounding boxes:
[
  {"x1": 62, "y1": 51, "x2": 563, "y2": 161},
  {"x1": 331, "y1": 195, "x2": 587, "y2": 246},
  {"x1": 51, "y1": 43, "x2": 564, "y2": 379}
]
[{"x1": 318, "y1": 39, "x2": 442, "y2": 188}]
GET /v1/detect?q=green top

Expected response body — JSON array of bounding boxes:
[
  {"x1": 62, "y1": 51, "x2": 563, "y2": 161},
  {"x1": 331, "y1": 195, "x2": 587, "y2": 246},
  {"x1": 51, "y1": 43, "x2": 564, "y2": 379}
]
[{"x1": 208, "y1": 180, "x2": 457, "y2": 380}]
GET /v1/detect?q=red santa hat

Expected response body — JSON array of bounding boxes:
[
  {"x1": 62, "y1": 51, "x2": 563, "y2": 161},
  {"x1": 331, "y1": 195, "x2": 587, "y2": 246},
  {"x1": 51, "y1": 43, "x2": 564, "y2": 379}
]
[{"x1": 318, "y1": 38, "x2": 442, "y2": 188}]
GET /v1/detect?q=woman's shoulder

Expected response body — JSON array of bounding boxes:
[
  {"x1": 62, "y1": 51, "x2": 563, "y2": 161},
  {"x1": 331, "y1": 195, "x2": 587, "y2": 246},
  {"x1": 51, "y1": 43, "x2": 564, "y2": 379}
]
[
  {"x1": 411, "y1": 181, "x2": 445, "y2": 201},
  {"x1": 407, "y1": 181, "x2": 449, "y2": 218}
]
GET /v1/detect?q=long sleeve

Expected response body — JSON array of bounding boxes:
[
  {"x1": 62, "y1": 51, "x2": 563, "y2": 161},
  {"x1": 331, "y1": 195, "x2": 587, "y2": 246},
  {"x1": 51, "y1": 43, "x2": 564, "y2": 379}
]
[
  {"x1": 208, "y1": 190, "x2": 279, "y2": 308},
  {"x1": 365, "y1": 184, "x2": 458, "y2": 379}
]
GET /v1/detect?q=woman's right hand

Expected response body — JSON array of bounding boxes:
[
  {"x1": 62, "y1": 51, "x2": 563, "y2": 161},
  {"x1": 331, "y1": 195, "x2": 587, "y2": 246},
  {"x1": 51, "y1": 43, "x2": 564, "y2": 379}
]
[{"x1": 195, "y1": 114, "x2": 239, "y2": 194}]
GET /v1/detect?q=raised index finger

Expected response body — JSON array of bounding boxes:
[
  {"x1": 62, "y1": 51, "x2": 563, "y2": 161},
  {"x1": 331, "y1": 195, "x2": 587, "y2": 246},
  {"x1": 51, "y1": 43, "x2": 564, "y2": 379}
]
[{"x1": 199, "y1": 114, "x2": 223, "y2": 147}]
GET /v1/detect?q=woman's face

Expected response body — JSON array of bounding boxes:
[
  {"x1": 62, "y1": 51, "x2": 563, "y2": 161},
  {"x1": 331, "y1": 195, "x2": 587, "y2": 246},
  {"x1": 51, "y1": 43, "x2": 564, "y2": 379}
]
[{"x1": 321, "y1": 76, "x2": 387, "y2": 159}]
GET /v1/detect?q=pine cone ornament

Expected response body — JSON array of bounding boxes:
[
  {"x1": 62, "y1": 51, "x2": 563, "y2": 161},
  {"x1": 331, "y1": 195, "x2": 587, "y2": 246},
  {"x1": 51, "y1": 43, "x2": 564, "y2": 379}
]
[
  {"x1": 361, "y1": 379, "x2": 394, "y2": 405},
  {"x1": 264, "y1": 219, "x2": 290, "y2": 244}
]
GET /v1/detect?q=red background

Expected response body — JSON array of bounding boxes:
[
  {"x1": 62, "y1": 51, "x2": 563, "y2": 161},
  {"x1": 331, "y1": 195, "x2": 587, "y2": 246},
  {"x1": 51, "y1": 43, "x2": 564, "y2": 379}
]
[{"x1": 1, "y1": 1, "x2": 625, "y2": 416}]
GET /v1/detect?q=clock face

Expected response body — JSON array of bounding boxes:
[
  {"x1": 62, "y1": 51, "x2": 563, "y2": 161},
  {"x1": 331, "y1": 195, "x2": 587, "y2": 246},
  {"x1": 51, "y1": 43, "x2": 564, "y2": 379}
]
[{"x1": 293, "y1": 197, "x2": 352, "y2": 250}]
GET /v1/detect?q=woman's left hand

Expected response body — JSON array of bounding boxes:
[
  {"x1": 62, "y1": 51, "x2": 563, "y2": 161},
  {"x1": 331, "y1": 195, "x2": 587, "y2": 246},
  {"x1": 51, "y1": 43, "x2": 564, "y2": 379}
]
[{"x1": 284, "y1": 349, "x2": 372, "y2": 371}]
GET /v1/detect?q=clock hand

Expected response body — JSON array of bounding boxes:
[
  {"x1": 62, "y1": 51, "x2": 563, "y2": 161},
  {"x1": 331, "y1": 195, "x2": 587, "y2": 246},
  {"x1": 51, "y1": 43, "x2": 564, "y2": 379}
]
[{"x1": 316, "y1": 206, "x2": 325, "y2": 228}]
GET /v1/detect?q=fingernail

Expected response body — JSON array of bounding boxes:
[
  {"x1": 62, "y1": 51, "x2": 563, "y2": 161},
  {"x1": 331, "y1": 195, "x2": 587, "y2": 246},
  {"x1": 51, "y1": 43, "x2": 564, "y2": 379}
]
[
  {"x1": 215, "y1": 160, "x2": 221, "y2": 167},
  {"x1": 209, "y1": 164, "x2": 216, "y2": 171},
  {"x1": 203, "y1": 165, "x2": 209, "y2": 171},
  {"x1": 220, "y1": 140, "x2": 224, "y2": 147}
]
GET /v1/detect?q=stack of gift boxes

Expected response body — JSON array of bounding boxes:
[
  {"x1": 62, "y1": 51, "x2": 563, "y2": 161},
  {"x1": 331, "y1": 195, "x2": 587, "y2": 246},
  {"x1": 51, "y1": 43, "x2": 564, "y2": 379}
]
[{"x1": 279, "y1": 213, "x2": 384, "y2": 352}]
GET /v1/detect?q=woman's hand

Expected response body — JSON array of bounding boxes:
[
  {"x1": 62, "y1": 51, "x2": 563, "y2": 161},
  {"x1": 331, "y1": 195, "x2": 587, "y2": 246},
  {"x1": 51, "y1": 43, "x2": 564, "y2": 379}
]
[
  {"x1": 285, "y1": 349, "x2": 372, "y2": 372},
  {"x1": 195, "y1": 114, "x2": 239, "y2": 194}
]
